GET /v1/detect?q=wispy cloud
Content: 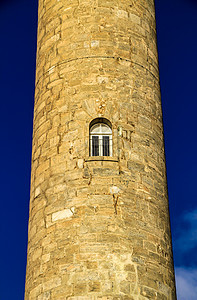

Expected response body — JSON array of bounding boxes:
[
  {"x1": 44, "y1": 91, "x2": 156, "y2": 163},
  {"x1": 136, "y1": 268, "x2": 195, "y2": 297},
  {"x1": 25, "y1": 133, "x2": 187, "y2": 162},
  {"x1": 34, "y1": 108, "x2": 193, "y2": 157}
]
[
  {"x1": 174, "y1": 209, "x2": 197, "y2": 258},
  {"x1": 174, "y1": 209, "x2": 197, "y2": 298},
  {"x1": 175, "y1": 267, "x2": 197, "y2": 300}
]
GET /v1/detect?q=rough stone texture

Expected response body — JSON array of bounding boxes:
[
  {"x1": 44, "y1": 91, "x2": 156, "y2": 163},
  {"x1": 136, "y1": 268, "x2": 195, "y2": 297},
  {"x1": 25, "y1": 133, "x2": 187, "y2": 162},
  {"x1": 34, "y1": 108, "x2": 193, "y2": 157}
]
[{"x1": 25, "y1": 0, "x2": 177, "y2": 299}]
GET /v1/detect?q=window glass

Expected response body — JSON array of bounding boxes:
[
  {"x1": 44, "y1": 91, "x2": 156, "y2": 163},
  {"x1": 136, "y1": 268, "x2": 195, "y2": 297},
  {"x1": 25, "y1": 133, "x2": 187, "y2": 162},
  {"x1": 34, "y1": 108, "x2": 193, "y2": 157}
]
[
  {"x1": 103, "y1": 136, "x2": 109, "y2": 156},
  {"x1": 92, "y1": 136, "x2": 99, "y2": 156}
]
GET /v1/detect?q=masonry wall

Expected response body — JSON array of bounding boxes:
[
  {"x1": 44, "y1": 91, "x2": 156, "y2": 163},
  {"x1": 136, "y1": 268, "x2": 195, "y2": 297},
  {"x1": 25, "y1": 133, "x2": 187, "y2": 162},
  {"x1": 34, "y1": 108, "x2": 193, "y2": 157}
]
[{"x1": 25, "y1": 0, "x2": 176, "y2": 299}]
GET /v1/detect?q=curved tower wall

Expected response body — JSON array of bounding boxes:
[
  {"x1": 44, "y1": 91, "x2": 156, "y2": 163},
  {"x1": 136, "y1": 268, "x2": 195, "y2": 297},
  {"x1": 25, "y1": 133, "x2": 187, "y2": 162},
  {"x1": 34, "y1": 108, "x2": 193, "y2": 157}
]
[{"x1": 25, "y1": 0, "x2": 176, "y2": 299}]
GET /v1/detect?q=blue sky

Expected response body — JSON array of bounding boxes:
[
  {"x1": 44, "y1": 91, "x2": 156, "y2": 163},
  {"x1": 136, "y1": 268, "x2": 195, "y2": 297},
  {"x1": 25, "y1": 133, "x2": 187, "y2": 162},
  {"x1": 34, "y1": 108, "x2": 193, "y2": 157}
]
[{"x1": 0, "y1": 0, "x2": 197, "y2": 299}]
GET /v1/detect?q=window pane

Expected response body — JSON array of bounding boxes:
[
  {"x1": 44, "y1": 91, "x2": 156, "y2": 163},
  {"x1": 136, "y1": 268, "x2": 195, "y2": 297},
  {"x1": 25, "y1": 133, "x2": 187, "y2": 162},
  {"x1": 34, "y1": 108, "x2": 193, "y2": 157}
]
[
  {"x1": 90, "y1": 124, "x2": 101, "y2": 134},
  {"x1": 103, "y1": 136, "x2": 109, "y2": 156},
  {"x1": 92, "y1": 136, "x2": 99, "y2": 156},
  {"x1": 100, "y1": 124, "x2": 112, "y2": 133}
]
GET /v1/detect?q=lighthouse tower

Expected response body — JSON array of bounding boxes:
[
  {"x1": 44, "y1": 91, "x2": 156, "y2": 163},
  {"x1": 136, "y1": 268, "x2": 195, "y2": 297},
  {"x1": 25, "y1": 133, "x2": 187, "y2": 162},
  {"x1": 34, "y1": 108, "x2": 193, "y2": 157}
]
[{"x1": 25, "y1": 0, "x2": 176, "y2": 299}]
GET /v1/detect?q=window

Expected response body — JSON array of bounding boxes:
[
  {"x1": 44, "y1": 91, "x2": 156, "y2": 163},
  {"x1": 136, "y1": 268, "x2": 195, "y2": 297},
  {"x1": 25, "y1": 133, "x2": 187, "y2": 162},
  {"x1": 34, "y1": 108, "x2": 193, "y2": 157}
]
[{"x1": 89, "y1": 120, "x2": 112, "y2": 156}]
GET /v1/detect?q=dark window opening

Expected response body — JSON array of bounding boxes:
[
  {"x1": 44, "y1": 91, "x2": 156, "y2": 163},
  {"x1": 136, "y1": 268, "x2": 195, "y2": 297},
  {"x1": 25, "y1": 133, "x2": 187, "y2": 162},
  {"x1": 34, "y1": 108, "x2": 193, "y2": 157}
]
[
  {"x1": 103, "y1": 136, "x2": 109, "y2": 156},
  {"x1": 92, "y1": 136, "x2": 99, "y2": 156}
]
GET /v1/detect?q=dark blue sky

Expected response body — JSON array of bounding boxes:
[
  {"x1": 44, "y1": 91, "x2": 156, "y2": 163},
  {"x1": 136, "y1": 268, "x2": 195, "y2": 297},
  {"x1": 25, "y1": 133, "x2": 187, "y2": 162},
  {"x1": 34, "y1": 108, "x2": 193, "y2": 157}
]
[{"x1": 0, "y1": 0, "x2": 197, "y2": 299}]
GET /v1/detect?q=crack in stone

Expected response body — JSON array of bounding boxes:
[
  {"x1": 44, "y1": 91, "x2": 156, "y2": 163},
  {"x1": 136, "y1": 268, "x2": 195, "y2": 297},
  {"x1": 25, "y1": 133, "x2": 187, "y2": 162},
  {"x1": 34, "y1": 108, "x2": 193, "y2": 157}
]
[{"x1": 113, "y1": 194, "x2": 119, "y2": 215}]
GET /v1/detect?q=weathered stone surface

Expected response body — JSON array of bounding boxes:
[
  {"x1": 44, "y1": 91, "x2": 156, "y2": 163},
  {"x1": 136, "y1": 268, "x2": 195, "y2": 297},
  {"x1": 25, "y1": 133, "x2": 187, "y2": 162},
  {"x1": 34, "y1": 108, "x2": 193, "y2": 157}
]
[{"x1": 25, "y1": 0, "x2": 176, "y2": 299}]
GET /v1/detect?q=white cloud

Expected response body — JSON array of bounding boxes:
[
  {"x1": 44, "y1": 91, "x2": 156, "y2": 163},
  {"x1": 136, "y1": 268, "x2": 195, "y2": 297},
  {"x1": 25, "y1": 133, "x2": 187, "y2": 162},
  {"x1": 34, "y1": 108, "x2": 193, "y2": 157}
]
[
  {"x1": 175, "y1": 209, "x2": 197, "y2": 254},
  {"x1": 174, "y1": 209, "x2": 197, "y2": 298},
  {"x1": 175, "y1": 267, "x2": 197, "y2": 300}
]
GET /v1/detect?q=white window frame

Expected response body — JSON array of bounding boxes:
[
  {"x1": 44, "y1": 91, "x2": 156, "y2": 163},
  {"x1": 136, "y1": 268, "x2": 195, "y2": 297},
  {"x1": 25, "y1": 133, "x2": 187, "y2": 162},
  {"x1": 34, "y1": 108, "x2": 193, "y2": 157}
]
[{"x1": 90, "y1": 123, "x2": 112, "y2": 157}]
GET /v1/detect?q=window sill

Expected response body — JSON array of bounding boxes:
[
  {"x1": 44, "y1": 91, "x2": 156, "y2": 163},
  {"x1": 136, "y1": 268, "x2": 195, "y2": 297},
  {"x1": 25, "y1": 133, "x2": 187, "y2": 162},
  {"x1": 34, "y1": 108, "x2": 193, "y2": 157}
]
[{"x1": 85, "y1": 156, "x2": 119, "y2": 162}]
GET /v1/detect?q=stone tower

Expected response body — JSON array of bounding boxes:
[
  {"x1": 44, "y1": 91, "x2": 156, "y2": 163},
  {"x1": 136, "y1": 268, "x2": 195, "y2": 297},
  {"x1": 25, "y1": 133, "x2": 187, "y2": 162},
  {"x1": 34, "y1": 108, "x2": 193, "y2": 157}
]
[{"x1": 25, "y1": 0, "x2": 176, "y2": 299}]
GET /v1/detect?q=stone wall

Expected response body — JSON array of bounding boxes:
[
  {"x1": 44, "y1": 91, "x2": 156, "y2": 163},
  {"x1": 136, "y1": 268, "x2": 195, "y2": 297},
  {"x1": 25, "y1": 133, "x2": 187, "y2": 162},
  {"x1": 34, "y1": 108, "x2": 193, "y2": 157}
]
[{"x1": 25, "y1": 0, "x2": 176, "y2": 299}]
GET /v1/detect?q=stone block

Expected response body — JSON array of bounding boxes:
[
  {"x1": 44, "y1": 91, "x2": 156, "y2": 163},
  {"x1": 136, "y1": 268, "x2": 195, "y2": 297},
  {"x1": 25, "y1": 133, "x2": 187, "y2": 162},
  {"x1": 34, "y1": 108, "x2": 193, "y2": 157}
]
[
  {"x1": 52, "y1": 208, "x2": 75, "y2": 222},
  {"x1": 43, "y1": 277, "x2": 61, "y2": 292}
]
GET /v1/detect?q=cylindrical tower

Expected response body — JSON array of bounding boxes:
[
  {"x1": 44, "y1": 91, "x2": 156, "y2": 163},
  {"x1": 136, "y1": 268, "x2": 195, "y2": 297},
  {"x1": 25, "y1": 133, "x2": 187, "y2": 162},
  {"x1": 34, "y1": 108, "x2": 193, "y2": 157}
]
[{"x1": 25, "y1": 0, "x2": 176, "y2": 299}]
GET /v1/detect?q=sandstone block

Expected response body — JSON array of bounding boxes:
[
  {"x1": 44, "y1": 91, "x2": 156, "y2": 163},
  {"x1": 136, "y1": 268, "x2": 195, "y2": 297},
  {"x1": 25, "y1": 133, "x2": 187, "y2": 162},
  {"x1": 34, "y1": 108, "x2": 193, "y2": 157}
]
[{"x1": 52, "y1": 208, "x2": 75, "y2": 222}]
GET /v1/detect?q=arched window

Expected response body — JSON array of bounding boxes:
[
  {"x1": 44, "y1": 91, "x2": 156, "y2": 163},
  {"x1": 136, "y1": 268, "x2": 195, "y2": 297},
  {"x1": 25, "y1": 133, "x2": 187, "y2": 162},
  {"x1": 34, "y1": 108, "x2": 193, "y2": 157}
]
[{"x1": 90, "y1": 119, "x2": 112, "y2": 157}]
